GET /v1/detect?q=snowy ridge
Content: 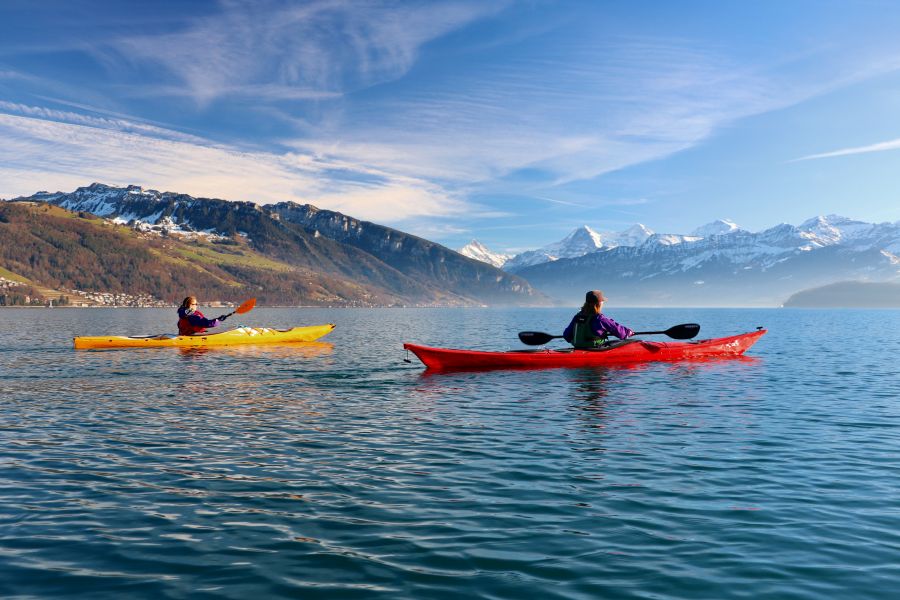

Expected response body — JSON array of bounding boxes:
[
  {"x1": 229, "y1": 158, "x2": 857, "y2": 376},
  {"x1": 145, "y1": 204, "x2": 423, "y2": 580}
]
[
  {"x1": 516, "y1": 215, "x2": 900, "y2": 306},
  {"x1": 690, "y1": 219, "x2": 742, "y2": 237},
  {"x1": 503, "y1": 226, "x2": 605, "y2": 271},
  {"x1": 501, "y1": 215, "x2": 900, "y2": 274},
  {"x1": 601, "y1": 224, "x2": 655, "y2": 248},
  {"x1": 14, "y1": 182, "x2": 253, "y2": 241},
  {"x1": 458, "y1": 240, "x2": 512, "y2": 268}
]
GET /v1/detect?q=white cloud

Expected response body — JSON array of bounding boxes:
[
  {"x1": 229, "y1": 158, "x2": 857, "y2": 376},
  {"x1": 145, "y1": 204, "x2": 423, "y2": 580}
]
[
  {"x1": 0, "y1": 111, "x2": 471, "y2": 224},
  {"x1": 0, "y1": 100, "x2": 207, "y2": 144},
  {"x1": 276, "y1": 31, "x2": 848, "y2": 192},
  {"x1": 793, "y1": 138, "x2": 900, "y2": 161},
  {"x1": 103, "y1": 0, "x2": 507, "y2": 105},
  {"x1": 532, "y1": 196, "x2": 590, "y2": 208},
  {"x1": 289, "y1": 35, "x2": 900, "y2": 191}
]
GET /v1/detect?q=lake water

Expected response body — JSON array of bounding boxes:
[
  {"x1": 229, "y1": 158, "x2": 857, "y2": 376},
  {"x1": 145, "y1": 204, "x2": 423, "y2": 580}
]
[{"x1": 1, "y1": 307, "x2": 899, "y2": 599}]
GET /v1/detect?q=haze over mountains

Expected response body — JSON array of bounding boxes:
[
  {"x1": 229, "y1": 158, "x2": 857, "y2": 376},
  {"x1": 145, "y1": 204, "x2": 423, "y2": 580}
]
[
  {"x1": 4, "y1": 184, "x2": 548, "y2": 307},
  {"x1": 783, "y1": 281, "x2": 900, "y2": 308},
  {"x1": 461, "y1": 217, "x2": 900, "y2": 306}
]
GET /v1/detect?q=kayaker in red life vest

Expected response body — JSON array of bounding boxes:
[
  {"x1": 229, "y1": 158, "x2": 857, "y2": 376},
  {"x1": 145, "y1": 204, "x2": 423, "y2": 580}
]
[
  {"x1": 177, "y1": 296, "x2": 229, "y2": 336},
  {"x1": 563, "y1": 290, "x2": 635, "y2": 349}
]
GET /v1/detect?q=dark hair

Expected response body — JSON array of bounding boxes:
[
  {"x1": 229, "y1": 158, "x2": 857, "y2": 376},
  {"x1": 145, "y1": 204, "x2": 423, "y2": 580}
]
[
  {"x1": 180, "y1": 296, "x2": 197, "y2": 310},
  {"x1": 581, "y1": 290, "x2": 604, "y2": 314},
  {"x1": 580, "y1": 299, "x2": 600, "y2": 314}
]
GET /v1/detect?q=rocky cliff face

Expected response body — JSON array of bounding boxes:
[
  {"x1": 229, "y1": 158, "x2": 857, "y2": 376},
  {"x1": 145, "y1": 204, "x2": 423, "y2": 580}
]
[{"x1": 270, "y1": 202, "x2": 546, "y2": 305}]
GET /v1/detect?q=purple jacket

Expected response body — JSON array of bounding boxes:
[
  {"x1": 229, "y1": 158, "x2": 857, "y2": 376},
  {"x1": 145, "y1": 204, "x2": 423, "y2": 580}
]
[
  {"x1": 177, "y1": 307, "x2": 222, "y2": 335},
  {"x1": 563, "y1": 312, "x2": 634, "y2": 343}
]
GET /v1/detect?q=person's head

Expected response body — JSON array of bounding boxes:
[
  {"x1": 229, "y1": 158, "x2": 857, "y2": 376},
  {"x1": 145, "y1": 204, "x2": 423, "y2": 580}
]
[
  {"x1": 180, "y1": 296, "x2": 198, "y2": 312},
  {"x1": 580, "y1": 290, "x2": 606, "y2": 314}
]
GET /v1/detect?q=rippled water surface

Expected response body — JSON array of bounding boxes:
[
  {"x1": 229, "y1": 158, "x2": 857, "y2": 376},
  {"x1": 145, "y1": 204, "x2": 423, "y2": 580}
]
[{"x1": 2, "y1": 307, "x2": 899, "y2": 599}]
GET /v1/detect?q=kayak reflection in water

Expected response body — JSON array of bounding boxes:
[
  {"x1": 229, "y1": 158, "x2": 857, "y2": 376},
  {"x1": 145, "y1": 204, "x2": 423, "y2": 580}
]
[
  {"x1": 563, "y1": 290, "x2": 635, "y2": 349},
  {"x1": 177, "y1": 296, "x2": 229, "y2": 336}
]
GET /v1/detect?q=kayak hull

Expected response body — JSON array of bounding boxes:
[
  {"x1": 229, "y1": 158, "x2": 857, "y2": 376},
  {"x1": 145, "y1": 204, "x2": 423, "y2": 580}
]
[
  {"x1": 404, "y1": 330, "x2": 766, "y2": 371},
  {"x1": 74, "y1": 323, "x2": 335, "y2": 349}
]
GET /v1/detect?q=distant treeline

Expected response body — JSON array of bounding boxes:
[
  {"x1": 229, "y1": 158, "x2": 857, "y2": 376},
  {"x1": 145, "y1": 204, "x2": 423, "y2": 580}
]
[
  {"x1": 0, "y1": 287, "x2": 70, "y2": 306},
  {"x1": 783, "y1": 281, "x2": 900, "y2": 308}
]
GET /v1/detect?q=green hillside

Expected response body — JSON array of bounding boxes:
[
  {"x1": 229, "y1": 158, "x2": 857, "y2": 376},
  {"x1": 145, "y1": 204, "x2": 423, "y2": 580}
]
[{"x1": 0, "y1": 202, "x2": 409, "y2": 306}]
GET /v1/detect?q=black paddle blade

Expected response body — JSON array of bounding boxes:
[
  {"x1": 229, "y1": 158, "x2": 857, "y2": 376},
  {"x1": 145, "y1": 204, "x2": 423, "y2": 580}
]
[
  {"x1": 665, "y1": 323, "x2": 700, "y2": 339},
  {"x1": 518, "y1": 331, "x2": 561, "y2": 345}
]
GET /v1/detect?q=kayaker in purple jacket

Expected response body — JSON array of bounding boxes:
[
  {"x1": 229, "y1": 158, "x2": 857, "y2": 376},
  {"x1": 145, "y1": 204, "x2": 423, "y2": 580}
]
[
  {"x1": 563, "y1": 290, "x2": 634, "y2": 349},
  {"x1": 177, "y1": 296, "x2": 229, "y2": 336}
]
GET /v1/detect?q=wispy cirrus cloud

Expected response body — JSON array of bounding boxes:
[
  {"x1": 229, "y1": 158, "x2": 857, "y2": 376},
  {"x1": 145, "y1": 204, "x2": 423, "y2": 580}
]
[
  {"x1": 0, "y1": 100, "x2": 207, "y2": 144},
  {"x1": 100, "y1": 0, "x2": 507, "y2": 105},
  {"x1": 284, "y1": 36, "x2": 786, "y2": 189},
  {"x1": 793, "y1": 138, "x2": 900, "y2": 161},
  {"x1": 531, "y1": 196, "x2": 590, "y2": 208},
  {"x1": 0, "y1": 110, "x2": 472, "y2": 226}
]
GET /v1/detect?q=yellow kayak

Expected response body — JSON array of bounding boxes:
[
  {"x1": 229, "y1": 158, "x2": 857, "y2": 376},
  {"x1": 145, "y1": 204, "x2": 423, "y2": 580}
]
[{"x1": 74, "y1": 324, "x2": 335, "y2": 349}]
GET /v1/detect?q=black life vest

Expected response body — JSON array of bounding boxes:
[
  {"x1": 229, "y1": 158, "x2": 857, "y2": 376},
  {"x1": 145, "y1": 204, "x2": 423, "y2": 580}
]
[{"x1": 571, "y1": 312, "x2": 607, "y2": 349}]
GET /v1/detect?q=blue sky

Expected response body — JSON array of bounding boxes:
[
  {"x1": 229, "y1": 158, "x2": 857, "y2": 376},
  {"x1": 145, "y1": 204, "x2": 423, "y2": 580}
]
[{"x1": 2, "y1": 0, "x2": 900, "y2": 253}]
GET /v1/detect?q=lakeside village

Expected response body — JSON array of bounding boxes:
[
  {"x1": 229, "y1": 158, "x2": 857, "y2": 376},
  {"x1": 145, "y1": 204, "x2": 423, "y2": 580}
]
[{"x1": 0, "y1": 276, "x2": 179, "y2": 308}]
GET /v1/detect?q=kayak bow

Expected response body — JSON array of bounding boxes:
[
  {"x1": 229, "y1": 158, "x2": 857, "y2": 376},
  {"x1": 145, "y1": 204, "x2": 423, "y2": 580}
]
[
  {"x1": 404, "y1": 329, "x2": 766, "y2": 371},
  {"x1": 74, "y1": 323, "x2": 335, "y2": 349}
]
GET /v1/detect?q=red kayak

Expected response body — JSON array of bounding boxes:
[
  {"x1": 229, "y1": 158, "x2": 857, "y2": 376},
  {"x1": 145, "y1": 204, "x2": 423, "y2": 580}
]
[{"x1": 404, "y1": 329, "x2": 766, "y2": 371}]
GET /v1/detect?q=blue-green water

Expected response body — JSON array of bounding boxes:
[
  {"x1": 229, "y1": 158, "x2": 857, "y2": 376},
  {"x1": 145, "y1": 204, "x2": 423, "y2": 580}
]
[{"x1": 1, "y1": 307, "x2": 899, "y2": 599}]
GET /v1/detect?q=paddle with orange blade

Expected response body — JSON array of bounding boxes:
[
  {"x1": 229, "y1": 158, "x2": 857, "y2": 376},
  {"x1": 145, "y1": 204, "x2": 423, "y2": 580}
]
[{"x1": 218, "y1": 298, "x2": 256, "y2": 321}]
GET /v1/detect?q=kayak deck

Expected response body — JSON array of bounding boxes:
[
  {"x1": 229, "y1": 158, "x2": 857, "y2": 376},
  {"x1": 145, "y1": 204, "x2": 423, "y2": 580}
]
[
  {"x1": 74, "y1": 324, "x2": 335, "y2": 349},
  {"x1": 404, "y1": 329, "x2": 766, "y2": 371}
]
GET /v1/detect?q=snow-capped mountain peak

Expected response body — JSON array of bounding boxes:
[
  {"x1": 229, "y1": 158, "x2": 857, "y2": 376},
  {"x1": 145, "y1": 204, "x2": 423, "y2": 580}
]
[
  {"x1": 502, "y1": 225, "x2": 604, "y2": 272},
  {"x1": 799, "y1": 214, "x2": 875, "y2": 246},
  {"x1": 547, "y1": 226, "x2": 604, "y2": 256},
  {"x1": 602, "y1": 223, "x2": 654, "y2": 248},
  {"x1": 645, "y1": 233, "x2": 702, "y2": 247},
  {"x1": 458, "y1": 240, "x2": 513, "y2": 268},
  {"x1": 691, "y1": 219, "x2": 741, "y2": 238}
]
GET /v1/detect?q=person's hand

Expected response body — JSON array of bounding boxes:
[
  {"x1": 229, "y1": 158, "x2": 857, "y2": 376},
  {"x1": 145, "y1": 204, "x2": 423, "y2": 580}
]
[{"x1": 217, "y1": 313, "x2": 229, "y2": 321}]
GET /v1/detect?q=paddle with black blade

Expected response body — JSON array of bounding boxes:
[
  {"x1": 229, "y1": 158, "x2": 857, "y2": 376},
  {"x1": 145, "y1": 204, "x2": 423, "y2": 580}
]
[
  {"x1": 217, "y1": 298, "x2": 256, "y2": 322},
  {"x1": 518, "y1": 323, "x2": 701, "y2": 346}
]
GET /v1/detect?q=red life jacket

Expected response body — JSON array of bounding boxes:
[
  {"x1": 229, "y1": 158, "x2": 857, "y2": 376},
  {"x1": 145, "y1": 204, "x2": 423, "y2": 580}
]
[{"x1": 178, "y1": 309, "x2": 209, "y2": 336}]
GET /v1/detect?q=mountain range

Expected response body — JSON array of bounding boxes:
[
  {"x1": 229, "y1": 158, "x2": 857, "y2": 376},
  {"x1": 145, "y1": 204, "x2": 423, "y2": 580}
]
[
  {"x1": 494, "y1": 216, "x2": 900, "y2": 306},
  {"x1": 5, "y1": 183, "x2": 898, "y2": 308},
  {"x1": 460, "y1": 220, "x2": 741, "y2": 271},
  {"x1": 2, "y1": 183, "x2": 548, "y2": 307}
]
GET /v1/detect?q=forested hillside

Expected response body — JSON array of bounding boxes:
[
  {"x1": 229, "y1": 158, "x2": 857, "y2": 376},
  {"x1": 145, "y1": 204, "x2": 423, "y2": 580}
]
[
  {"x1": 783, "y1": 281, "x2": 900, "y2": 308},
  {"x1": 0, "y1": 202, "x2": 438, "y2": 306}
]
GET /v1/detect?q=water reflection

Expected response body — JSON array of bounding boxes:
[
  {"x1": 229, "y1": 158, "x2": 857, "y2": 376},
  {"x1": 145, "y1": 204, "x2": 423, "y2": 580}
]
[
  {"x1": 176, "y1": 341, "x2": 333, "y2": 360},
  {"x1": 565, "y1": 367, "x2": 626, "y2": 435}
]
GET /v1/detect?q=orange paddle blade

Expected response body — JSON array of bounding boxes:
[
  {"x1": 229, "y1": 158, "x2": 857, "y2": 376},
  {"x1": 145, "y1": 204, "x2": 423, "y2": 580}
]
[{"x1": 234, "y1": 298, "x2": 256, "y2": 314}]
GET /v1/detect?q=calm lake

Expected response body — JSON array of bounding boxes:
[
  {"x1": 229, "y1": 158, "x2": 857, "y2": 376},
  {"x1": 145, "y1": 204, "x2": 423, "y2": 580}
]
[{"x1": 1, "y1": 307, "x2": 899, "y2": 599}]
